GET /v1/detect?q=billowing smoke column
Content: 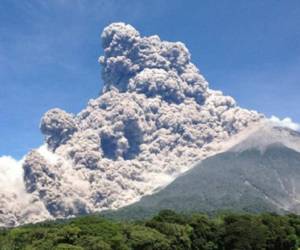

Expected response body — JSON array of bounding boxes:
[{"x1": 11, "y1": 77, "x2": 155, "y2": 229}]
[{"x1": 0, "y1": 23, "x2": 262, "y2": 227}]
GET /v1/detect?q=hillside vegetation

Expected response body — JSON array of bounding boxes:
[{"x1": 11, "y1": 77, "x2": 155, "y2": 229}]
[{"x1": 1, "y1": 210, "x2": 300, "y2": 250}]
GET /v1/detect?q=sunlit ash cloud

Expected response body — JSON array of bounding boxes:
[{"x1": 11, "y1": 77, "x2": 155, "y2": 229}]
[
  {"x1": 270, "y1": 116, "x2": 300, "y2": 131},
  {"x1": 0, "y1": 156, "x2": 24, "y2": 192},
  {"x1": 1, "y1": 22, "x2": 297, "y2": 227}
]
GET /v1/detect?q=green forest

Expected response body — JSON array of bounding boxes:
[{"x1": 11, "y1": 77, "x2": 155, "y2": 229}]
[{"x1": 1, "y1": 210, "x2": 300, "y2": 250}]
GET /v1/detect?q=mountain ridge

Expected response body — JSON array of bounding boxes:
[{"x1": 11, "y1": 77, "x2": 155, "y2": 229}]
[{"x1": 103, "y1": 125, "x2": 300, "y2": 220}]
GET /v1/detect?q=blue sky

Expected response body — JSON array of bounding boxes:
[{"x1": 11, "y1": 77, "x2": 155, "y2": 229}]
[{"x1": 0, "y1": 0, "x2": 300, "y2": 159}]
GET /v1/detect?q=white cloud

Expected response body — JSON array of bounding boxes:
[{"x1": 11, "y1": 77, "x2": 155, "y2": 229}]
[
  {"x1": 270, "y1": 116, "x2": 300, "y2": 131},
  {"x1": 0, "y1": 154, "x2": 54, "y2": 227},
  {"x1": 0, "y1": 155, "x2": 24, "y2": 192}
]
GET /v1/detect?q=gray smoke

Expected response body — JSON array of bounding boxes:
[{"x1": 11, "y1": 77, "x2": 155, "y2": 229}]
[
  {"x1": 40, "y1": 108, "x2": 78, "y2": 150},
  {"x1": 0, "y1": 23, "x2": 263, "y2": 227}
]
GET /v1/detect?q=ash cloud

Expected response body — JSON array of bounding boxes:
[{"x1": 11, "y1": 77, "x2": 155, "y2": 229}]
[
  {"x1": 0, "y1": 153, "x2": 51, "y2": 227},
  {"x1": 0, "y1": 23, "x2": 263, "y2": 227},
  {"x1": 0, "y1": 156, "x2": 23, "y2": 193}
]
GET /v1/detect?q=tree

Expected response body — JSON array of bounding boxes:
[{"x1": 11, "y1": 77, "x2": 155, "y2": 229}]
[
  {"x1": 125, "y1": 225, "x2": 170, "y2": 250},
  {"x1": 220, "y1": 214, "x2": 268, "y2": 250},
  {"x1": 54, "y1": 243, "x2": 84, "y2": 250},
  {"x1": 261, "y1": 213, "x2": 299, "y2": 250},
  {"x1": 188, "y1": 214, "x2": 218, "y2": 250}
]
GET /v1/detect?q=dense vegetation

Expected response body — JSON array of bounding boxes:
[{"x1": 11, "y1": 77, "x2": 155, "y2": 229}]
[{"x1": 1, "y1": 210, "x2": 300, "y2": 250}]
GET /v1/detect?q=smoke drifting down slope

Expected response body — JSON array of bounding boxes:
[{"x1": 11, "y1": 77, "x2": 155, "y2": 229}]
[{"x1": 0, "y1": 23, "x2": 263, "y2": 227}]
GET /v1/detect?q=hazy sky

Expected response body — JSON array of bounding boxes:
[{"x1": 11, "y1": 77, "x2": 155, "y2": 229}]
[{"x1": 1, "y1": 0, "x2": 300, "y2": 158}]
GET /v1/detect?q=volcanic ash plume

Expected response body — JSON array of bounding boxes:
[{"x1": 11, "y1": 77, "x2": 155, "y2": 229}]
[{"x1": 0, "y1": 23, "x2": 262, "y2": 227}]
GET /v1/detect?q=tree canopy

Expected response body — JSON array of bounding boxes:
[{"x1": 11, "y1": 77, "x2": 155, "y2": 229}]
[{"x1": 0, "y1": 210, "x2": 300, "y2": 250}]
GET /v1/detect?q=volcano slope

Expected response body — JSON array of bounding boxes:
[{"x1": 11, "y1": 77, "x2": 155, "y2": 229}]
[
  {"x1": 0, "y1": 23, "x2": 265, "y2": 227},
  {"x1": 106, "y1": 125, "x2": 300, "y2": 220}
]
